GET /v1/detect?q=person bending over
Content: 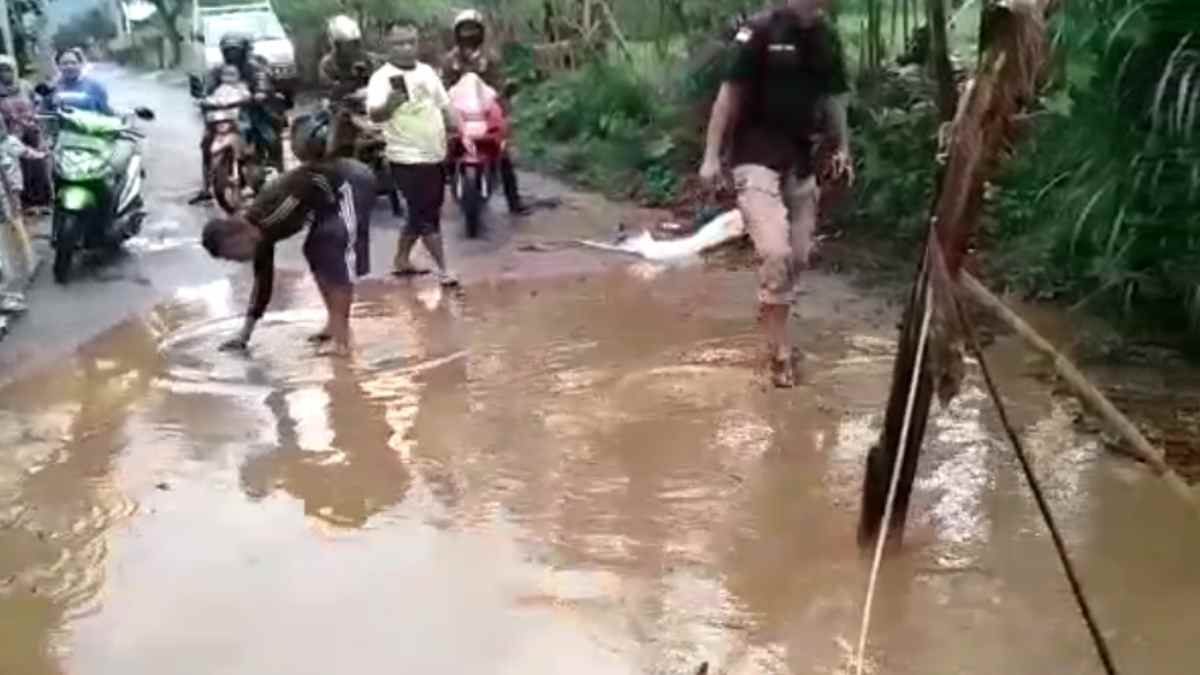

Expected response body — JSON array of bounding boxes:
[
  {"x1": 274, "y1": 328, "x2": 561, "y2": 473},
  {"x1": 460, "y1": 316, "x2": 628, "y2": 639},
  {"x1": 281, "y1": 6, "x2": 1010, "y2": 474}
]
[{"x1": 202, "y1": 114, "x2": 377, "y2": 356}]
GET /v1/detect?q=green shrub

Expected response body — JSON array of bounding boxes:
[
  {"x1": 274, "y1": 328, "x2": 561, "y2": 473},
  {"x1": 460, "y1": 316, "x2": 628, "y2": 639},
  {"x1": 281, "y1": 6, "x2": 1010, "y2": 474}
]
[
  {"x1": 987, "y1": 0, "x2": 1200, "y2": 331},
  {"x1": 509, "y1": 49, "x2": 694, "y2": 204}
]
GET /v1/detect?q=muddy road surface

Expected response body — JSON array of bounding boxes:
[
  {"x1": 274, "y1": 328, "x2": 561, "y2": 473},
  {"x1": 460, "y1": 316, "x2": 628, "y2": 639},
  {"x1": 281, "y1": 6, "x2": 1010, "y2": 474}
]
[
  {"x1": 0, "y1": 65, "x2": 617, "y2": 384},
  {"x1": 3, "y1": 67, "x2": 1200, "y2": 675}
]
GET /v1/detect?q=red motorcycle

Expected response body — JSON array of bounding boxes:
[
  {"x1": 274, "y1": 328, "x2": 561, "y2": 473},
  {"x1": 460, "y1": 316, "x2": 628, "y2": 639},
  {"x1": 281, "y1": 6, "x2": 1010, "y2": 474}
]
[{"x1": 447, "y1": 74, "x2": 508, "y2": 238}]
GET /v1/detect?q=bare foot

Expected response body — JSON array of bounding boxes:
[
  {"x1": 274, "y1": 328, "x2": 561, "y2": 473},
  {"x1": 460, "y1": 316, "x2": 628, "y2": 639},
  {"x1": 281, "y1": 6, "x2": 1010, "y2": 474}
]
[{"x1": 770, "y1": 353, "x2": 797, "y2": 388}]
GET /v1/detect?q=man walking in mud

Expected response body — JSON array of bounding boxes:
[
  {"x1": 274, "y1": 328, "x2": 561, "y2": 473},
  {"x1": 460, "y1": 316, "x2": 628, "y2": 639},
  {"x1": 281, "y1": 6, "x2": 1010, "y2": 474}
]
[{"x1": 700, "y1": 0, "x2": 853, "y2": 387}]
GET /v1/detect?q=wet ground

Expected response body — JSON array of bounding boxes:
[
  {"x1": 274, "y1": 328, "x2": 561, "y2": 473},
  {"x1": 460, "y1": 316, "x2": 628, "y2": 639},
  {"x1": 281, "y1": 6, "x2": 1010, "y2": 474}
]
[
  {"x1": 0, "y1": 65, "x2": 636, "y2": 384},
  {"x1": 3, "y1": 67, "x2": 1200, "y2": 675}
]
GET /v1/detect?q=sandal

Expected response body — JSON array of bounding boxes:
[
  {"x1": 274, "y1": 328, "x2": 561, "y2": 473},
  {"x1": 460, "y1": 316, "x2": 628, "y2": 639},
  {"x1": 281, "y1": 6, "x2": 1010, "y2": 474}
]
[{"x1": 391, "y1": 266, "x2": 430, "y2": 277}]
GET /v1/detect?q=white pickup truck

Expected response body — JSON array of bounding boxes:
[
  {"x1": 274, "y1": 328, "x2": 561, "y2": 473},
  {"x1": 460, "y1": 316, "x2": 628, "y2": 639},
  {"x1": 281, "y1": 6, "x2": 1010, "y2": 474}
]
[{"x1": 183, "y1": 0, "x2": 297, "y2": 104}]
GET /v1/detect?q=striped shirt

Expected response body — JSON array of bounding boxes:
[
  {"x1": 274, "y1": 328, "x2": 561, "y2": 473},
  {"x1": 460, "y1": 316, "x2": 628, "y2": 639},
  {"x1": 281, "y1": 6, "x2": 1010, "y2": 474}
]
[{"x1": 244, "y1": 164, "x2": 341, "y2": 319}]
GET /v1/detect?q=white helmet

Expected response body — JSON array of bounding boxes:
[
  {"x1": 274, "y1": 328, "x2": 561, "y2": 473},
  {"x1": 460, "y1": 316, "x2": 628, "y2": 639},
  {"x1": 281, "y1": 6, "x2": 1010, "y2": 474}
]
[
  {"x1": 327, "y1": 15, "x2": 362, "y2": 42},
  {"x1": 453, "y1": 9, "x2": 485, "y2": 31}
]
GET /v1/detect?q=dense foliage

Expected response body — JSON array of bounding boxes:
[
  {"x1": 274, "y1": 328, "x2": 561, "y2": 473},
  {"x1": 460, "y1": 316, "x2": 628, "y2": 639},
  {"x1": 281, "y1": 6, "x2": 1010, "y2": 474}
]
[
  {"x1": 987, "y1": 0, "x2": 1200, "y2": 331},
  {"x1": 53, "y1": 8, "x2": 118, "y2": 53},
  {"x1": 262, "y1": 0, "x2": 1199, "y2": 333}
]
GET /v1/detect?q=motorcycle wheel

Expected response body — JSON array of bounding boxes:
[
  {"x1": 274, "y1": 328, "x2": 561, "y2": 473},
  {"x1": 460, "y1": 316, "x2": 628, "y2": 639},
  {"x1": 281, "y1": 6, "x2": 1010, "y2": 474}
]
[
  {"x1": 212, "y1": 150, "x2": 243, "y2": 215},
  {"x1": 460, "y1": 165, "x2": 485, "y2": 239},
  {"x1": 52, "y1": 212, "x2": 80, "y2": 285}
]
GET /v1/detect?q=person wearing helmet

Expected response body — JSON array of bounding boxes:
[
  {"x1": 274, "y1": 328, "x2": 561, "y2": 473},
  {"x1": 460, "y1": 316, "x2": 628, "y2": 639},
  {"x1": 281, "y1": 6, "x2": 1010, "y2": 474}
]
[
  {"x1": 201, "y1": 113, "x2": 378, "y2": 356},
  {"x1": 441, "y1": 9, "x2": 531, "y2": 216},
  {"x1": 318, "y1": 14, "x2": 381, "y2": 158},
  {"x1": 191, "y1": 32, "x2": 285, "y2": 204}
]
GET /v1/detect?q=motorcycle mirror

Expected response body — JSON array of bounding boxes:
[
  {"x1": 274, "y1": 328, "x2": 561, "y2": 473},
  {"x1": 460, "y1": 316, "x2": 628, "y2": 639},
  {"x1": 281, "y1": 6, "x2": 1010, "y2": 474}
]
[
  {"x1": 34, "y1": 82, "x2": 53, "y2": 97},
  {"x1": 134, "y1": 107, "x2": 156, "y2": 121}
]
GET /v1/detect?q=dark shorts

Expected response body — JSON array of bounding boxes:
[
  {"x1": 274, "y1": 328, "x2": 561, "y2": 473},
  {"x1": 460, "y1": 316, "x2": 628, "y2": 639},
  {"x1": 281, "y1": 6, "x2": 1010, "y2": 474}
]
[
  {"x1": 391, "y1": 162, "x2": 445, "y2": 236},
  {"x1": 304, "y1": 214, "x2": 352, "y2": 286},
  {"x1": 303, "y1": 158, "x2": 377, "y2": 286}
]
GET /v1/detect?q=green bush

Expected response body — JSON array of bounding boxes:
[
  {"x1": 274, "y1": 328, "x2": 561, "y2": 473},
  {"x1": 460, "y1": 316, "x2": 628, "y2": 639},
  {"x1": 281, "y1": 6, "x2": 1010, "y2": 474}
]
[
  {"x1": 987, "y1": 0, "x2": 1200, "y2": 331},
  {"x1": 834, "y1": 67, "x2": 941, "y2": 247},
  {"x1": 509, "y1": 50, "x2": 695, "y2": 205}
]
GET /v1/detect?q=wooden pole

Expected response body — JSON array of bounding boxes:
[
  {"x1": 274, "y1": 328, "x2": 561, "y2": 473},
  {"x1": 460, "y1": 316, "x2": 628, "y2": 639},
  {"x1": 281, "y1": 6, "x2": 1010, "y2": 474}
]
[
  {"x1": 859, "y1": 0, "x2": 1057, "y2": 552},
  {"x1": 960, "y1": 273, "x2": 1200, "y2": 517}
]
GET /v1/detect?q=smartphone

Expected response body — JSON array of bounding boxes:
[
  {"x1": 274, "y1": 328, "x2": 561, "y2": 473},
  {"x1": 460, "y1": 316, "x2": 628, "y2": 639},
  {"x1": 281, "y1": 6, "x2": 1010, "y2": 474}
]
[{"x1": 389, "y1": 74, "x2": 409, "y2": 100}]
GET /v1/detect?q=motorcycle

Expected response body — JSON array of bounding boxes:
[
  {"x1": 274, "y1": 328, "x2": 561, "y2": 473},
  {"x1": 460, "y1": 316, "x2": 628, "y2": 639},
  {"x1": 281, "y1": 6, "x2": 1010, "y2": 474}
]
[
  {"x1": 201, "y1": 83, "x2": 282, "y2": 214},
  {"x1": 35, "y1": 86, "x2": 155, "y2": 284},
  {"x1": 447, "y1": 74, "x2": 507, "y2": 238},
  {"x1": 325, "y1": 89, "x2": 403, "y2": 217}
]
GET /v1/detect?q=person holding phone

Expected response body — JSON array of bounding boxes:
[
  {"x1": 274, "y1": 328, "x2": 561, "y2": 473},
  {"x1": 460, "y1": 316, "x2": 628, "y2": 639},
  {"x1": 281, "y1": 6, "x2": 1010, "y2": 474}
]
[{"x1": 367, "y1": 19, "x2": 471, "y2": 286}]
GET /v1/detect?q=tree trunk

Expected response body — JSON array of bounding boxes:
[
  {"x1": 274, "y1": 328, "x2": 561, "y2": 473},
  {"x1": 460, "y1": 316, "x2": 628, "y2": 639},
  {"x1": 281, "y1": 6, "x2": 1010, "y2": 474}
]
[
  {"x1": 859, "y1": 0, "x2": 1058, "y2": 553},
  {"x1": 926, "y1": 0, "x2": 957, "y2": 120},
  {"x1": 149, "y1": 0, "x2": 183, "y2": 68}
]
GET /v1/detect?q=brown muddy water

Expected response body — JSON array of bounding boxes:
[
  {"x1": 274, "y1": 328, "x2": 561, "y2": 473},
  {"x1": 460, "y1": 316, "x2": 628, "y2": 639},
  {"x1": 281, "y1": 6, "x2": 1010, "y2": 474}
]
[{"x1": 2, "y1": 263, "x2": 1199, "y2": 675}]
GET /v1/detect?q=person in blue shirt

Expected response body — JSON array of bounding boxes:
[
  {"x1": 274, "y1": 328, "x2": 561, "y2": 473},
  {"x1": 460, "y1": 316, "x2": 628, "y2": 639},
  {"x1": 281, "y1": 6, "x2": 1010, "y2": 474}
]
[{"x1": 49, "y1": 49, "x2": 113, "y2": 115}]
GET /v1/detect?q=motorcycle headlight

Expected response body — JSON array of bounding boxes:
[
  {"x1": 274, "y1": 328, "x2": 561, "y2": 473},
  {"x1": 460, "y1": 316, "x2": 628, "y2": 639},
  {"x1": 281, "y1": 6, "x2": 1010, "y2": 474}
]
[{"x1": 58, "y1": 148, "x2": 111, "y2": 180}]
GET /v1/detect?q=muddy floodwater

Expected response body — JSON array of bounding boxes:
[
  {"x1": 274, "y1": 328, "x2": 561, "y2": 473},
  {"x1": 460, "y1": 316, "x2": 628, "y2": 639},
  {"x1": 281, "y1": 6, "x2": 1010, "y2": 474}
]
[{"x1": 2, "y1": 264, "x2": 1200, "y2": 675}]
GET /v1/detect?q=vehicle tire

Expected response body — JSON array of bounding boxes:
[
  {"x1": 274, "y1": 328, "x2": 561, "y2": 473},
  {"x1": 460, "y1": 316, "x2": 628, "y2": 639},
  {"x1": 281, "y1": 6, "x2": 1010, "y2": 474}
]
[
  {"x1": 52, "y1": 213, "x2": 80, "y2": 285},
  {"x1": 212, "y1": 150, "x2": 242, "y2": 215},
  {"x1": 460, "y1": 165, "x2": 484, "y2": 238}
]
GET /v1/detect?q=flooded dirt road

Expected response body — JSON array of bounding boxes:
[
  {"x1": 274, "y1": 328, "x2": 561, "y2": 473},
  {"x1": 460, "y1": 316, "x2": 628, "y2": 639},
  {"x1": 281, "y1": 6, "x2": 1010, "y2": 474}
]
[{"x1": 3, "y1": 259, "x2": 1200, "y2": 674}]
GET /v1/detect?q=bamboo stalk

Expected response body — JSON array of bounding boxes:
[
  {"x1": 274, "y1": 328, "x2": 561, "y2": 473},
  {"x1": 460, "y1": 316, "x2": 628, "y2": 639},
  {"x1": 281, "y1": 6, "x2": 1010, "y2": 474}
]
[
  {"x1": 595, "y1": 0, "x2": 632, "y2": 59},
  {"x1": 891, "y1": 0, "x2": 900, "y2": 58},
  {"x1": 903, "y1": 0, "x2": 911, "y2": 52},
  {"x1": 960, "y1": 272, "x2": 1200, "y2": 517}
]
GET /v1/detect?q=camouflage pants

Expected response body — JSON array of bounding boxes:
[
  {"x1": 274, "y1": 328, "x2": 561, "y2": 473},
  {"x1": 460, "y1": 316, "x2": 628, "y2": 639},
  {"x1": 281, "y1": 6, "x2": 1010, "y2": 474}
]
[{"x1": 733, "y1": 164, "x2": 819, "y2": 306}]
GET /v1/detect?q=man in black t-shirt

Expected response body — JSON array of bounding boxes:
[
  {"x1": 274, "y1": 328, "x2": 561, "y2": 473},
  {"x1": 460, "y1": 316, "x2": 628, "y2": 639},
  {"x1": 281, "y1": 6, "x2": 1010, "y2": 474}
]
[
  {"x1": 700, "y1": 0, "x2": 853, "y2": 387},
  {"x1": 202, "y1": 115, "x2": 376, "y2": 356}
]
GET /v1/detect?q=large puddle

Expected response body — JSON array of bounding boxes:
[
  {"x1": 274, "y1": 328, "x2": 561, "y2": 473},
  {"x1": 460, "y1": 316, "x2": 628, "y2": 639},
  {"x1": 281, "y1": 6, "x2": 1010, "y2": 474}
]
[{"x1": 2, "y1": 265, "x2": 1198, "y2": 674}]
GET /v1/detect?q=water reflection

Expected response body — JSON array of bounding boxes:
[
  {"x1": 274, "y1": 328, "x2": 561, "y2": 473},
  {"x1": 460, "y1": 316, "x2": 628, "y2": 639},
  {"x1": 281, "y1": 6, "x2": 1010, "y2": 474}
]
[
  {"x1": 0, "y1": 318, "x2": 163, "y2": 674},
  {"x1": 240, "y1": 358, "x2": 409, "y2": 529}
]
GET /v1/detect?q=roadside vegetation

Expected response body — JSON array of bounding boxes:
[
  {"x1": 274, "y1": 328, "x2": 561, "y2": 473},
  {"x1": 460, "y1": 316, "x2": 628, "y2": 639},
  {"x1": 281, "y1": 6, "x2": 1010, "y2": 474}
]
[
  {"x1": 493, "y1": 0, "x2": 1200, "y2": 342},
  {"x1": 69, "y1": 0, "x2": 1199, "y2": 340}
]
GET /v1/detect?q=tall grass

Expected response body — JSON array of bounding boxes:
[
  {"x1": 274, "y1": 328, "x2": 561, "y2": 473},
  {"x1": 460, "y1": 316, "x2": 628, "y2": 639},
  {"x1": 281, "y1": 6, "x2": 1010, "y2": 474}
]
[{"x1": 987, "y1": 0, "x2": 1200, "y2": 332}]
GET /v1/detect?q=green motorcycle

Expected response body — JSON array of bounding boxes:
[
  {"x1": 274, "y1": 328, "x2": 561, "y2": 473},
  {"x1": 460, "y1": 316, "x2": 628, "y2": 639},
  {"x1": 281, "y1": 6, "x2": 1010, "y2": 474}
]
[{"x1": 39, "y1": 101, "x2": 155, "y2": 284}]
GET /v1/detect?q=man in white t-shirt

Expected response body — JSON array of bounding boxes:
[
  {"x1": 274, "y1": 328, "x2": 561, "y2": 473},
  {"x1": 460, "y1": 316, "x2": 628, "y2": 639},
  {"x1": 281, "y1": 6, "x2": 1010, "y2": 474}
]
[{"x1": 367, "y1": 20, "x2": 471, "y2": 286}]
